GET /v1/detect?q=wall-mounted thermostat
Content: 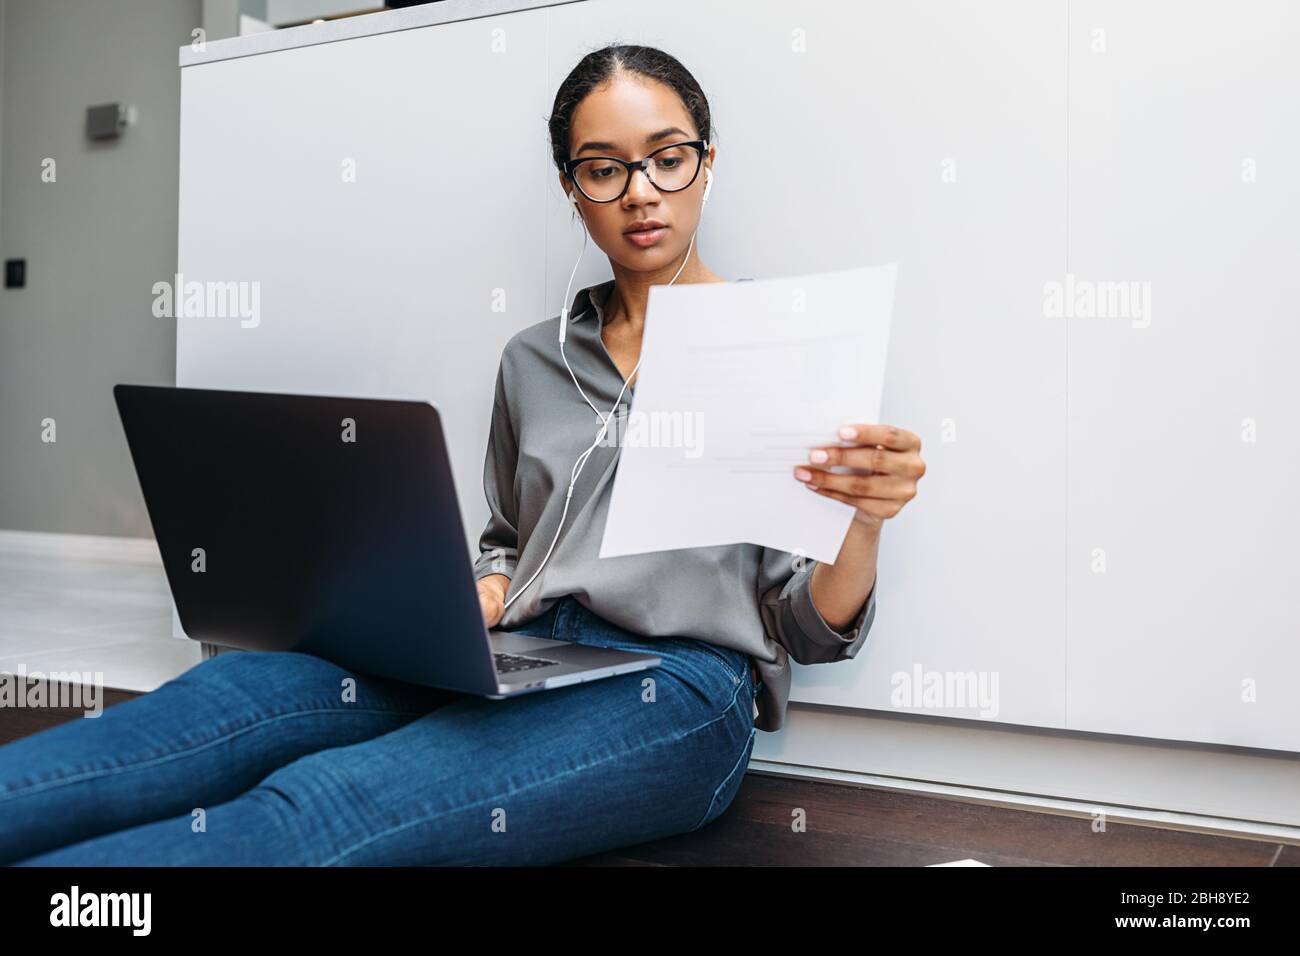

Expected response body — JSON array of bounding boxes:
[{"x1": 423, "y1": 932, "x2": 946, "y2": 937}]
[{"x1": 86, "y1": 103, "x2": 131, "y2": 140}]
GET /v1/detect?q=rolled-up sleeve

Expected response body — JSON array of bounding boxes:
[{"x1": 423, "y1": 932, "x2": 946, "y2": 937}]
[
  {"x1": 471, "y1": 357, "x2": 520, "y2": 582},
  {"x1": 757, "y1": 548, "x2": 877, "y2": 665}
]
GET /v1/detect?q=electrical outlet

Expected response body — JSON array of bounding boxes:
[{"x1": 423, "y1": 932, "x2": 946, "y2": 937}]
[{"x1": 4, "y1": 259, "x2": 25, "y2": 289}]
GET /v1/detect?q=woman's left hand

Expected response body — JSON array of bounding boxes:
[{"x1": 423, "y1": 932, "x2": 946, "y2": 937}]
[{"x1": 794, "y1": 423, "x2": 925, "y2": 531}]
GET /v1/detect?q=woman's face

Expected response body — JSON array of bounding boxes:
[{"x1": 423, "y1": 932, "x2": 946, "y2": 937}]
[{"x1": 560, "y1": 74, "x2": 714, "y2": 273}]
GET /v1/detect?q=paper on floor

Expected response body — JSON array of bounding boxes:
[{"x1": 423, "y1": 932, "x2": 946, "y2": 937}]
[{"x1": 599, "y1": 264, "x2": 897, "y2": 564}]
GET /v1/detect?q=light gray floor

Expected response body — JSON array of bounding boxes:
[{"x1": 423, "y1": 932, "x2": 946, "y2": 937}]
[{"x1": 0, "y1": 548, "x2": 201, "y2": 692}]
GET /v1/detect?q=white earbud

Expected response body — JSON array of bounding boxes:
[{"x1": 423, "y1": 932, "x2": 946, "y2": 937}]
[{"x1": 702, "y1": 167, "x2": 714, "y2": 203}]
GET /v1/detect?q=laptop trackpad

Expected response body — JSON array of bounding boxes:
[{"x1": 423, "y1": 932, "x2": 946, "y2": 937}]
[{"x1": 489, "y1": 630, "x2": 572, "y2": 655}]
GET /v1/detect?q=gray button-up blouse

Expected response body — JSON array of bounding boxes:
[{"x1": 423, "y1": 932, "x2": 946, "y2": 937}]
[{"x1": 471, "y1": 277, "x2": 878, "y2": 732}]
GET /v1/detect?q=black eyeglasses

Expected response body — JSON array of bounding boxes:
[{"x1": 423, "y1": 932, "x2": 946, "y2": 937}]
[{"x1": 563, "y1": 139, "x2": 708, "y2": 203}]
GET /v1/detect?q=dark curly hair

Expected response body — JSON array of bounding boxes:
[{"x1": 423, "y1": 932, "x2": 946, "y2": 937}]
[{"x1": 547, "y1": 43, "x2": 713, "y2": 176}]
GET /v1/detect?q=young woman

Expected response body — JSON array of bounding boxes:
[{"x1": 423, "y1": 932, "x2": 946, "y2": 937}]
[{"x1": 0, "y1": 44, "x2": 923, "y2": 867}]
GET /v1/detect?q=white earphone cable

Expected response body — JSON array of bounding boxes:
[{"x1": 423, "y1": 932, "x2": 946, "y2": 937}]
[{"x1": 501, "y1": 162, "x2": 711, "y2": 612}]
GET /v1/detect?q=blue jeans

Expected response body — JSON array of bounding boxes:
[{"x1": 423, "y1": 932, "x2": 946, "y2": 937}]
[{"x1": 0, "y1": 595, "x2": 759, "y2": 865}]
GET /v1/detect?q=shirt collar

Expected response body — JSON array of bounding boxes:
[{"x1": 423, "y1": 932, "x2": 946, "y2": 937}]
[{"x1": 569, "y1": 278, "x2": 616, "y2": 330}]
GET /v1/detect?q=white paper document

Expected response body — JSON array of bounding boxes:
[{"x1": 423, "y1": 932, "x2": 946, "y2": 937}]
[{"x1": 599, "y1": 264, "x2": 897, "y2": 564}]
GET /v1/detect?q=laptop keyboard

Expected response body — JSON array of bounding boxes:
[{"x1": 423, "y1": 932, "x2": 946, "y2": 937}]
[{"x1": 493, "y1": 651, "x2": 560, "y2": 674}]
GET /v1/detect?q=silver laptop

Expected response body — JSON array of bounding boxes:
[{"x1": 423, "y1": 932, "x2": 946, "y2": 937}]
[{"x1": 113, "y1": 384, "x2": 661, "y2": 699}]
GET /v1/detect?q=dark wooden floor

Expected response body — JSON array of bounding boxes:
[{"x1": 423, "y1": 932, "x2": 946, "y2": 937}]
[
  {"x1": 5, "y1": 683, "x2": 1296, "y2": 867},
  {"x1": 0, "y1": 689, "x2": 144, "y2": 747},
  {"x1": 569, "y1": 771, "x2": 1299, "y2": 866}
]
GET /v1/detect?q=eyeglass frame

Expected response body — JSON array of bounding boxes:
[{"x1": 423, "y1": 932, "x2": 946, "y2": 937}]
[{"x1": 562, "y1": 139, "x2": 709, "y2": 203}]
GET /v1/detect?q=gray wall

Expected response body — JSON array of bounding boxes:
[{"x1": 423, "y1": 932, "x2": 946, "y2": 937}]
[
  {"x1": 265, "y1": 0, "x2": 364, "y2": 25},
  {"x1": 204, "y1": 0, "x2": 240, "y2": 40},
  {"x1": 0, "y1": 1, "x2": 6, "y2": 249},
  {"x1": 0, "y1": 0, "x2": 201, "y2": 536}
]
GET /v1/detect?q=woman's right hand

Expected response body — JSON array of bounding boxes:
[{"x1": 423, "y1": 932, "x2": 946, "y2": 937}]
[{"x1": 476, "y1": 575, "x2": 509, "y2": 628}]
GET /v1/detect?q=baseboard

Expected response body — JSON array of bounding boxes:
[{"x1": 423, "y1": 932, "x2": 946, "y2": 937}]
[
  {"x1": 0, "y1": 529, "x2": 162, "y2": 565},
  {"x1": 748, "y1": 758, "x2": 1300, "y2": 846}
]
